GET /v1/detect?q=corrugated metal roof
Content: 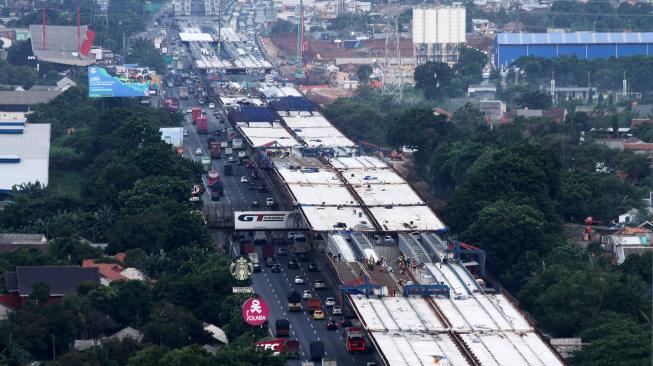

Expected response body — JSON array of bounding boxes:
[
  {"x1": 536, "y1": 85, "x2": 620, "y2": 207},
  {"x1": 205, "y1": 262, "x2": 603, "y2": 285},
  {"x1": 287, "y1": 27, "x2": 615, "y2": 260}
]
[{"x1": 496, "y1": 32, "x2": 653, "y2": 45}]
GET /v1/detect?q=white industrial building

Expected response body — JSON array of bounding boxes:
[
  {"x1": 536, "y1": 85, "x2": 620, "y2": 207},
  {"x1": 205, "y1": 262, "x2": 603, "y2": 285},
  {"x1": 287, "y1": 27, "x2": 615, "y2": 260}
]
[
  {"x1": 412, "y1": 5, "x2": 466, "y2": 64},
  {"x1": 0, "y1": 122, "x2": 51, "y2": 193},
  {"x1": 159, "y1": 127, "x2": 184, "y2": 148}
]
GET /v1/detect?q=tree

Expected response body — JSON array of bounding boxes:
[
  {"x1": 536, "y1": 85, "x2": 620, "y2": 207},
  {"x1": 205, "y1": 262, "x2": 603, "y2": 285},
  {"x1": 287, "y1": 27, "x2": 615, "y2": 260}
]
[
  {"x1": 158, "y1": 346, "x2": 213, "y2": 366},
  {"x1": 356, "y1": 64, "x2": 372, "y2": 83},
  {"x1": 455, "y1": 46, "x2": 488, "y2": 86},
  {"x1": 452, "y1": 103, "x2": 486, "y2": 128},
  {"x1": 126, "y1": 38, "x2": 166, "y2": 73},
  {"x1": 142, "y1": 301, "x2": 206, "y2": 348},
  {"x1": 514, "y1": 91, "x2": 552, "y2": 109},
  {"x1": 571, "y1": 313, "x2": 652, "y2": 366},
  {"x1": 270, "y1": 19, "x2": 294, "y2": 34},
  {"x1": 29, "y1": 283, "x2": 51, "y2": 306},
  {"x1": 414, "y1": 61, "x2": 453, "y2": 100},
  {"x1": 127, "y1": 346, "x2": 170, "y2": 366}
]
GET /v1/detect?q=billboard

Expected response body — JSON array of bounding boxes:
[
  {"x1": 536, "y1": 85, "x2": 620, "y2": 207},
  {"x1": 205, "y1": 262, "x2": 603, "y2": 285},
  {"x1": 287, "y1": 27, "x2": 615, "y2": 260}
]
[
  {"x1": 234, "y1": 211, "x2": 305, "y2": 230},
  {"x1": 242, "y1": 297, "x2": 269, "y2": 326},
  {"x1": 88, "y1": 66, "x2": 151, "y2": 98}
]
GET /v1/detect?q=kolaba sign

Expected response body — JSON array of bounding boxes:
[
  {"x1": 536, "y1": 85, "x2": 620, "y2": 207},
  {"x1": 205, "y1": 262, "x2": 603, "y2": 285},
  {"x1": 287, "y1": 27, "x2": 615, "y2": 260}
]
[
  {"x1": 242, "y1": 297, "x2": 269, "y2": 326},
  {"x1": 234, "y1": 211, "x2": 302, "y2": 230}
]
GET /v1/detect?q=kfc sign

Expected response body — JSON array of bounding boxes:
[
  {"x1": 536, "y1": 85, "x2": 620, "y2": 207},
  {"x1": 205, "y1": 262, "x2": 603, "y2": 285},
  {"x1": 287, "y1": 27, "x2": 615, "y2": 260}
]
[
  {"x1": 242, "y1": 297, "x2": 269, "y2": 326},
  {"x1": 255, "y1": 338, "x2": 286, "y2": 355}
]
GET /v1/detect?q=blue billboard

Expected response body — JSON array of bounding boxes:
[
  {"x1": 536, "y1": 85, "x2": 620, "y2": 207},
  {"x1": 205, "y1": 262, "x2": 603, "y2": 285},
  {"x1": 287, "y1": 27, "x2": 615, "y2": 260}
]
[{"x1": 88, "y1": 66, "x2": 151, "y2": 98}]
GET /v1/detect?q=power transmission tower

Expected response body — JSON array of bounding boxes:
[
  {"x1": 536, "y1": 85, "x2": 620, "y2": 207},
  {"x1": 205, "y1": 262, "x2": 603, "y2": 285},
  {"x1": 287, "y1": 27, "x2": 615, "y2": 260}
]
[
  {"x1": 381, "y1": 0, "x2": 402, "y2": 102},
  {"x1": 91, "y1": 0, "x2": 108, "y2": 28}
]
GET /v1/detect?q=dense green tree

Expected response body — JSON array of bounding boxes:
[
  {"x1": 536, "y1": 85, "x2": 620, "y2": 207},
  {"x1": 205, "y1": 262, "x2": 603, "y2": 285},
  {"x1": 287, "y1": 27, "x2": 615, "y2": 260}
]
[
  {"x1": 127, "y1": 346, "x2": 170, "y2": 366},
  {"x1": 0, "y1": 60, "x2": 37, "y2": 88},
  {"x1": 514, "y1": 90, "x2": 553, "y2": 110},
  {"x1": 158, "y1": 345, "x2": 213, "y2": 366},
  {"x1": 452, "y1": 102, "x2": 486, "y2": 128},
  {"x1": 454, "y1": 47, "x2": 488, "y2": 86},
  {"x1": 126, "y1": 38, "x2": 166, "y2": 73},
  {"x1": 414, "y1": 61, "x2": 453, "y2": 100},
  {"x1": 356, "y1": 64, "x2": 373, "y2": 83},
  {"x1": 270, "y1": 19, "x2": 294, "y2": 34},
  {"x1": 142, "y1": 301, "x2": 207, "y2": 348}
]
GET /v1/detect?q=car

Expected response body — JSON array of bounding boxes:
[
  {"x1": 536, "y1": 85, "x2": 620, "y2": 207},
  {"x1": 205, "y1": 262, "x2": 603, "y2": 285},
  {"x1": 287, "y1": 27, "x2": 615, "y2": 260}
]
[
  {"x1": 307, "y1": 263, "x2": 318, "y2": 272},
  {"x1": 294, "y1": 276, "x2": 305, "y2": 284},
  {"x1": 340, "y1": 319, "x2": 352, "y2": 327},
  {"x1": 257, "y1": 185, "x2": 267, "y2": 193},
  {"x1": 312, "y1": 310, "x2": 325, "y2": 320},
  {"x1": 195, "y1": 148, "x2": 203, "y2": 155},
  {"x1": 277, "y1": 248, "x2": 287, "y2": 256},
  {"x1": 240, "y1": 176, "x2": 248, "y2": 183},
  {"x1": 265, "y1": 257, "x2": 274, "y2": 267},
  {"x1": 198, "y1": 99, "x2": 205, "y2": 105},
  {"x1": 302, "y1": 290, "x2": 312, "y2": 300},
  {"x1": 228, "y1": 156, "x2": 236, "y2": 163},
  {"x1": 287, "y1": 259, "x2": 299, "y2": 269},
  {"x1": 248, "y1": 181, "x2": 257, "y2": 190},
  {"x1": 384, "y1": 235, "x2": 394, "y2": 245},
  {"x1": 266, "y1": 197, "x2": 274, "y2": 207},
  {"x1": 332, "y1": 305, "x2": 342, "y2": 315},
  {"x1": 245, "y1": 161, "x2": 255, "y2": 169},
  {"x1": 183, "y1": 130, "x2": 189, "y2": 136},
  {"x1": 185, "y1": 108, "x2": 192, "y2": 113},
  {"x1": 326, "y1": 320, "x2": 338, "y2": 330},
  {"x1": 325, "y1": 297, "x2": 336, "y2": 307},
  {"x1": 208, "y1": 103, "x2": 215, "y2": 109},
  {"x1": 251, "y1": 200, "x2": 259, "y2": 207},
  {"x1": 313, "y1": 280, "x2": 326, "y2": 290},
  {"x1": 271, "y1": 263, "x2": 281, "y2": 273}
]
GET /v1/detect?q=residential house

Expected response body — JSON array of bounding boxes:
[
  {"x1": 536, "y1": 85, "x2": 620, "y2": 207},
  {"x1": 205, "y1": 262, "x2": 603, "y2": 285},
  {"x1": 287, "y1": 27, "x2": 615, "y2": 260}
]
[
  {"x1": 1, "y1": 266, "x2": 100, "y2": 309},
  {"x1": 82, "y1": 257, "x2": 146, "y2": 285},
  {"x1": 602, "y1": 226, "x2": 653, "y2": 264},
  {"x1": 74, "y1": 326, "x2": 144, "y2": 351},
  {"x1": 0, "y1": 233, "x2": 47, "y2": 252}
]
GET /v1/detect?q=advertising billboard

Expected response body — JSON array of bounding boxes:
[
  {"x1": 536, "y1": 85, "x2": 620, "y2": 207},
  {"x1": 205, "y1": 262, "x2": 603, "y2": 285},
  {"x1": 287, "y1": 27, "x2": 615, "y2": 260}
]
[
  {"x1": 242, "y1": 297, "x2": 269, "y2": 326},
  {"x1": 255, "y1": 339, "x2": 286, "y2": 355},
  {"x1": 234, "y1": 211, "x2": 304, "y2": 230},
  {"x1": 88, "y1": 66, "x2": 151, "y2": 98}
]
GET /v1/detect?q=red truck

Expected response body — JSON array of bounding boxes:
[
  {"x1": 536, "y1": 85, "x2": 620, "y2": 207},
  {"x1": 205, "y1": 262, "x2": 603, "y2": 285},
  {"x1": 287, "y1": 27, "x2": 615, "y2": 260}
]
[
  {"x1": 262, "y1": 242, "x2": 274, "y2": 259},
  {"x1": 255, "y1": 338, "x2": 299, "y2": 358},
  {"x1": 191, "y1": 107, "x2": 202, "y2": 124},
  {"x1": 307, "y1": 298, "x2": 321, "y2": 313},
  {"x1": 197, "y1": 115, "x2": 208, "y2": 134},
  {"x1": 239, "y1": 239, "x2": 255, "y2": 255},
  {"x1": 210, "y1": 142, "x2": 221, "y2": 159},
  {"x1": 346, "y1": 327, "x2": 366, "y2": 352},
  {"x1": 207, "y1": 169, "x2": 220, "y2": 186}
]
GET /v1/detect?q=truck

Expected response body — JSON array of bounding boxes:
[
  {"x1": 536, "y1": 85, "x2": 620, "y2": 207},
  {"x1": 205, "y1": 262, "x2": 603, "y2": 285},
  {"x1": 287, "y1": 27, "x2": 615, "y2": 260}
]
[
  {"x1": 224, "y1": 147, "x2": 233, "y2": 156},
  {"x1": 255, "y1": 338, "x2": 299, "y2": 358},
  {"x1": 220, "y1": 141, "x2": 228, "y2": 148},
  {"x1": 210, "y1": 142, "x2": 221, "y2": 159},
  {"x1": 309, "y1": 341, "x2": 324, "y2": 361},
  {"x1": 207, "y1": 169, "x2": 220, "y2": 186},
  {"x1": 262, "y1": 242, "x2": 274, "y2": 259},
  {"x1": 253, "y1": 231, "x2": 266, "y2": 245},
  {"x1": 224, "y1": 164, "x2": 233, "y2": 176},
  {"x1": 232, "y1": 137, "x2": 243, "y2": 149},
  {"x1": 210, "y1": 181, "x2": 223, "y2": 201},
  {"x1": 191, "y1": 107, "x2": 202, "y2": 123},
  {"x1": 179, "y1": 86, "x2": 189, "y2": 99},
  {"x1": 248, "y1": 252, "x2": 261, "y2": 272},
  {"x1": 239, "y1": 239, "x2": 255, "y2": 255},
  {"x1": 196, "y1": 115, "x2": 208, "y2": 134},
  {"x1": 275, "y1": 319, "x2": 289, "y2": 337},
  {"x1": 307, "y1": 298, "x2": 321, "y2": 313},
  {"x1": 345, "y1": 327, "x2": 366, "y2": 353},
  {"x1": 201, "y1": 157, "x2": 211, "y2": 171},
  {"x1": 322, "y1": 357, "x2": 337, "y2": 366},
  {"x1": 291, "y1": 233, "x2": 310, "y2": 255},
  {"x1": 287, "y1": 291, "x2": 302, "y2": 312}
]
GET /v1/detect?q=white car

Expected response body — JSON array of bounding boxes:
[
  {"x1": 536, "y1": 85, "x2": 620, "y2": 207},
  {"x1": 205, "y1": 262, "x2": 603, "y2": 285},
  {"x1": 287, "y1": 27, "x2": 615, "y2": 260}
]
[
  {"x1": 325, "y1": 297, "x2": 336, "y2": 307},
  {"x1": 240, "y1": 176, "x2": 248, "y2": 183},
  {"x1": 183, "y1": 130, "x2": 189, "y2": 136},
  {"x1": 195, "y1": 148, "x2": 202, "y2": 155},
  {"x1": 208, "y1": 103, "x2": 215, "y2": 109},
  {"x1": 332, "y1": 305, "x2": 342, "y2": 315},
  {"x1": 302, "y1": 290, "x2": 312, "y2": 300},
  {"x1": 294, "y1": 276, "x2": 305, "y2": 284},
  {"x1": 185, "y1": 108, "x2": 192, "y2": 113}
]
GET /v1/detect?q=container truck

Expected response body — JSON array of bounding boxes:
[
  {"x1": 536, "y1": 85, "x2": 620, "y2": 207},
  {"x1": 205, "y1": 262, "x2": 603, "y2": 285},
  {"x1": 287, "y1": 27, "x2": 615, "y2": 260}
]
[
  {"x1": 262, "y1": 242, "x2": 274, "y2": 259},
  {"x1": 179, "y1": 86, "x2": 189, "y2": 99},
  {"x1": 191, "y1": 107, "x2": 202, "y2": 123},
  {"x1": 210, "y1": 142, "x2": 221, "y2": 159},
  {"x1": 287, "y1": 291, "x2": 302, "y2": 311},
  {"x1": 207, "y1": 169, "x2": 220, "y2": 186},
  {"x1": 197, "y1": 115, "x2": 208, "y2": 134},
  {"x1": 275, "y1": 319, "x2": 289, "y2": 337},
  {"x1": 307, "y1": 298, "x2": 321, "y2": 313}
]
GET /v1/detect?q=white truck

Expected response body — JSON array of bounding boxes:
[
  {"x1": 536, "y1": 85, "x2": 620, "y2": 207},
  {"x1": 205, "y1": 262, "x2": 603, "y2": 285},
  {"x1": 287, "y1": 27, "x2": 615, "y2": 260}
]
[
  {"x1": 232, "y1": 138, "x2": 243, "y2": 149},
  {"x1": 248, "y1": 252, "x2": 260, "y2": 272}
]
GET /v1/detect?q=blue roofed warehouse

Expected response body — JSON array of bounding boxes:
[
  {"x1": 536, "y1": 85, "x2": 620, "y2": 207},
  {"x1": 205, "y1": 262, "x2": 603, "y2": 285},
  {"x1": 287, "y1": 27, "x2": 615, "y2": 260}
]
[{"x1": 493, "y1": 32, "x2": 653, "y2": 68}]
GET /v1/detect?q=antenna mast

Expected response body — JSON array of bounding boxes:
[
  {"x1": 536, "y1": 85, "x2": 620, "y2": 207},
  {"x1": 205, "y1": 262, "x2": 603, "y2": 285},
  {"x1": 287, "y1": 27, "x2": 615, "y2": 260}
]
[{"x1": 381, "y1": 0, "x2": 402, "y2": 101}]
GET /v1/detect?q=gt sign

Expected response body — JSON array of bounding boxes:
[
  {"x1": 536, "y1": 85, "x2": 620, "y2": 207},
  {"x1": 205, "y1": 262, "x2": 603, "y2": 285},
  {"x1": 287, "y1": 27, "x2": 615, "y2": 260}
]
[
  {"x1": 242, "y1": 297, "x2": 269, "y2": 326},
  {"x1": 234, "y1": 211, "x2": 301, "y2": 230}
]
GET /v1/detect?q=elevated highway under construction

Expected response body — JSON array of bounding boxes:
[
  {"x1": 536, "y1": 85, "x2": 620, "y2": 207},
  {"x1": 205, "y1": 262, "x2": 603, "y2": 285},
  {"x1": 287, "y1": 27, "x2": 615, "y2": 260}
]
[{"x1": 215, "y1": 82, "x2": 567, "y2": 365}]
